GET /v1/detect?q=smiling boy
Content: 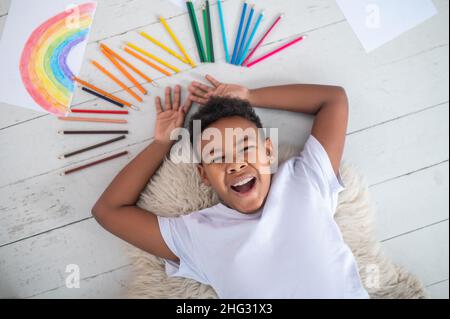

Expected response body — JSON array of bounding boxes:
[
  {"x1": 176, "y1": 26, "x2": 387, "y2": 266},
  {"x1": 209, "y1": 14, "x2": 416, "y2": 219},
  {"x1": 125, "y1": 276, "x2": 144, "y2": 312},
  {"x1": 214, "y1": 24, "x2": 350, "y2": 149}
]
[{"x1": 92, "y1": 75, "x2": 369, "y2": 299}]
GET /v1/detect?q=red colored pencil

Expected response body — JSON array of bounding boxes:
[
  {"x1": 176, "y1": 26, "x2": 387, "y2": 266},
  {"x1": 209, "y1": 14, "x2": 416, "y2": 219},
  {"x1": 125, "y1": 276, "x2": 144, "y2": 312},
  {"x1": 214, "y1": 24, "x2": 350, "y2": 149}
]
[
  {"x1": 246, "y1": 36, "x2": 305, "y2": 68},
  {"x1": 242, "y1": 14, "x2": 284, "y2": 66},
  {"x1": 70, "y1": 109, "x2": 129, "y2": 115}
]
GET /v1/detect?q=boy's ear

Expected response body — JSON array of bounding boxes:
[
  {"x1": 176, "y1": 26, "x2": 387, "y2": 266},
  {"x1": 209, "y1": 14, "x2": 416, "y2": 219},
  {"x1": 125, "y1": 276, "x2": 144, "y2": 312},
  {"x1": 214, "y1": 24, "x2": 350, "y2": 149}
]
[
  {"x1": 265, "y1": 138, "x2": 274, "y2": 158},
  {"x1": 197, "y1": 164, "x2": 211, "y2": 186}
]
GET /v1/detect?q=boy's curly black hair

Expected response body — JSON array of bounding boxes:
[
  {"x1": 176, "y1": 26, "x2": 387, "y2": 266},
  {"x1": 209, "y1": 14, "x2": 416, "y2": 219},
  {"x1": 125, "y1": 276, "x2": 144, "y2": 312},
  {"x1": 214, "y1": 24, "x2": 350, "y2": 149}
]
[{"x1": 188, "y1": 97, "x2": 264, "y2": 146}]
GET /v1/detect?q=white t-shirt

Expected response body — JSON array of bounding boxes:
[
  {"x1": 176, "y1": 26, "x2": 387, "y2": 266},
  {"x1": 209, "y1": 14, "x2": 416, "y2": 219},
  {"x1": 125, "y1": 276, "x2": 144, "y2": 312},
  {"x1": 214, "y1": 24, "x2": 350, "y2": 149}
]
[{"x1": 157, "y1": 135, "x2": 369, "y2": 299}]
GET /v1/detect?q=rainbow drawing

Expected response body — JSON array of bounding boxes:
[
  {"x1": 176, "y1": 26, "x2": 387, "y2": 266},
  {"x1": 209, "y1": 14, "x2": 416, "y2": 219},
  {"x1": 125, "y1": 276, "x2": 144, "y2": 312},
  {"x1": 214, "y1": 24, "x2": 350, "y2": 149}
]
[{"x1": 19, "y1": 2, "x2": 97, "y2": 116}]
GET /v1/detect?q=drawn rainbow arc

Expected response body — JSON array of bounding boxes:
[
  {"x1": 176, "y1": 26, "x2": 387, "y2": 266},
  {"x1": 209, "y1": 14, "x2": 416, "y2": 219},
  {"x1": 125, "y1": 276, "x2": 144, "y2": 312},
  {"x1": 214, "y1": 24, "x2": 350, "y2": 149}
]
[{"x1": 20, "y1": 2, "x2": 96, "y2": 116}]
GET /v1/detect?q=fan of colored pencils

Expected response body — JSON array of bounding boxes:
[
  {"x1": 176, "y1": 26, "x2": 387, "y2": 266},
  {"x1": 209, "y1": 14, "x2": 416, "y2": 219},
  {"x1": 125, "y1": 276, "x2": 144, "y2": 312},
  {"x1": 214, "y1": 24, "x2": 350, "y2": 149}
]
[{"x1": 186, "y1": 0, "x2": 305, "y2": 67}]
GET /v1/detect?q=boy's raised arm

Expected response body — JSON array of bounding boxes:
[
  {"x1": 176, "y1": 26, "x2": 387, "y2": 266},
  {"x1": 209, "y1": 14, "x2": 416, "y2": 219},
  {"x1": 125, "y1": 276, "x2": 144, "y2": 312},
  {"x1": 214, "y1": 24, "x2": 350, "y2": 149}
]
[
  {"x1": 92, "y1": 86, "x2": 192, "y2": 262},
  {"x1": 189, "y1": 76, "x2": 349, "y2": 175}
]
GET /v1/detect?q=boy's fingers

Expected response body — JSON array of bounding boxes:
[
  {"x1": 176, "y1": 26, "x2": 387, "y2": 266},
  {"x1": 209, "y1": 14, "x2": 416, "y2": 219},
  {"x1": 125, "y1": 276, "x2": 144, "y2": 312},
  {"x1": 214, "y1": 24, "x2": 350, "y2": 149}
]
[
  {"x1": 181, "y1": 94, "x2": 193, "y2": 114},
  {"x1": 165, "y1": 87, "x2": 172, "y2": 110},
  {"x1": 188, "y1": 85, "x2": 209, "y2": 98},
  {"x1": 205, "y1": 75, "x2": 221, "y2": 88},
  {"x1": 192, "y1": 81, "x2": 213, "y2": 93},
  {"x1": 155, "y1": 96, "x2": 163, "y2": 113},
  {"x1": 173, "y1": 85, "x2": 181, "y2": 111},
  {"x1": 190, "y1": 95, "x2": 208, "y2": 105}
]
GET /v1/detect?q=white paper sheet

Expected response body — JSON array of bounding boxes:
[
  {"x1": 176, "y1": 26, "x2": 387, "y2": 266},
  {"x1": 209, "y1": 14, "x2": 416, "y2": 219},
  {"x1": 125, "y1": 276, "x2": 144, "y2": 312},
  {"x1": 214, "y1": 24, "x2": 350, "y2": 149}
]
[
  {"x1": 167, "y1": 0, "x2": 197, "y2": 12},
  {"x1": 336, "y1": 0, "x2": 438, "y2": 52},
  {"x1": 0, "y1": 0, "x2": 97, "y2": 116}
]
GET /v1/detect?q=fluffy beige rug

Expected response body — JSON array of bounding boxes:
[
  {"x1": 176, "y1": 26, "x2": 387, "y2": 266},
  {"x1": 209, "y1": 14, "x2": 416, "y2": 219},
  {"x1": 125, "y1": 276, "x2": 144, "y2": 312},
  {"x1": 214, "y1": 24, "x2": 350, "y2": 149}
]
[{"x1": 126, "y1": 143, "x2": 428, "y2": 299}]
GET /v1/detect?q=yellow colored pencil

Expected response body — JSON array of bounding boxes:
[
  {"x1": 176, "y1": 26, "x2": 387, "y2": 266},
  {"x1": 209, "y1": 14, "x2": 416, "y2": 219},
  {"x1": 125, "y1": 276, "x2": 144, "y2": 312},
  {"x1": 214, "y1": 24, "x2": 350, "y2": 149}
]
[
  {"x1": 139, "y1": 31, "x2": 189, "y2": 65},
  {"x1": 126, "y1": 42, "x2": 181, "y2": 73},
  {"x1": 123, "y1": 47, "x2": 172, "y2": 77},
  {"x1": 159, "y1": 16, "x2": 196, "y2": 67}
]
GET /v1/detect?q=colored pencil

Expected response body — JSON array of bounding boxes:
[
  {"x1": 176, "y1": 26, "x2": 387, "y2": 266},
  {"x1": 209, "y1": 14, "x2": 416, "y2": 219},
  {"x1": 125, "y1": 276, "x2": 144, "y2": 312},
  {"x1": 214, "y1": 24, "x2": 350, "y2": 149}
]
[
  {"x1": 186, "y1": 1, "x2": 207, "y2": 62},
  {"x1": 159, "y1": 16, "x2": 196, "y2": 67},
  {"x1": 126, "y1": 43, "x2": 180, "y2": 73},
  {"x1": 101, "y1": 47, "x2": 148, "y2": 95},
  {"x1": 60, "y1": 136, "x2": 127, "y2": 159},
  {"x1": 246, "y1": 36, "x2": 305, "y2": 68},
  {"x1": 123, "y1": 47, "x2": 172, "y2": 77},
  {"x1": 58, "y1": 116, "x2": 128, "y2": 124},
  {"x1": 61, "y1": 151, "x2": 129, "y2": 175},
  {"x1": 100, "y1": 43, "x2": 156, "y2": 86},
  {"x1": 237, "y1": 10, "x2": 264, "y2": 65},
  {"x1": 242, "y1": 14, "x2": 283, "y2": 66},
  {"x1": 73, "y1": 77, "x2": 134, "y2": 108},
  {"x1": 70, "y1": 109, "x2": 129, "y2": 115},
  {"x1": 59, "y1": 130, "x2": 129, "y2": 135},
  {"x1": 205, "y1": 0, "x2": 214, "y2": 62},
  {"x1": 81, "y1": 87, "x2": 125, "y2": 108},
  {"x1": 235, "y1": 4, "x2": 254, "y2": 65},
  {"x1": 139, "y1": 31, "x2": 189, "y2": 64},
  {"x1": 91, "y1": 60, "x2": 143, "y2": 102},
  {"x1": 217, "y1": 0, "x2": 230, "y2": 63},
  {"x1": 202, "y1": 5, "x2": 211, "y2": 62},
  {"x1": 231, "y1": 2, "x2": 248, "y2": 65}
]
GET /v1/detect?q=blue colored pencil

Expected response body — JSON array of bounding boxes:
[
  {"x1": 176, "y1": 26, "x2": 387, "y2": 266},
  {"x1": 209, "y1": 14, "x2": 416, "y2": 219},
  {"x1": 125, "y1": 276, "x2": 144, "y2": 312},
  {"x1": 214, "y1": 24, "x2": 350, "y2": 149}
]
[
  {"x1": 234, "y1": 4, "x2": 254, "y2": 65},
  {"x1": 231, "y1": 2, "x2": 248, "y2": 65},
  {"x1": 217, "y1": 0, "x2": 230, "y2": 63},
  {"x1": 237, "y1": 10, "x2": 264, "y2": 65}
]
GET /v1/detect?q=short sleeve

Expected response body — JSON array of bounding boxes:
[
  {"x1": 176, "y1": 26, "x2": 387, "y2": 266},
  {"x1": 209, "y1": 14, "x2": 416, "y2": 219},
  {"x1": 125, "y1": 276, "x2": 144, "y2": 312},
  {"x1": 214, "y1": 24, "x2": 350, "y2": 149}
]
[
  {"x1": 293, "y1": 135, "x2": 345, "y2": 213},
  {"x1": 157, "y1": 214, "x2": 209, "y2": 285}
]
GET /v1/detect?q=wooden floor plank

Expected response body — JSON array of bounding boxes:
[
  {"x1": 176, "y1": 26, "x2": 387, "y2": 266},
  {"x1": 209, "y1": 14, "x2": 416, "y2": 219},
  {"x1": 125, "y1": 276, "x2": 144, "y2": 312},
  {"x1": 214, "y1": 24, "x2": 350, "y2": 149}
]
[
  {"x1": 370, "y1": 161, "x2": 449, "y2": 241},
  {"x1": 382, "y1": 220, "x2": 449, "y2": 287},
  {"x1": 427, "y1": 279, "x2": 449, "y2": 299}
]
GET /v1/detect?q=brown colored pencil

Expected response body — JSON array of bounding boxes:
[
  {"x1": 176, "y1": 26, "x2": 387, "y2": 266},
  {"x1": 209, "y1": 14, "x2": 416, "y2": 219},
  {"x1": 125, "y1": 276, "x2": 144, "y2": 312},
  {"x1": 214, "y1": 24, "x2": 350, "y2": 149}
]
[
  {"x1": 59, "y1": 135, "x2": 126, "y2": 159},
  {"x1": 61, "y1": 151, "x2": 129, "y2": 175},
  {"x1": 58, "y1": 130, "x2": 129, "y2": 135}
]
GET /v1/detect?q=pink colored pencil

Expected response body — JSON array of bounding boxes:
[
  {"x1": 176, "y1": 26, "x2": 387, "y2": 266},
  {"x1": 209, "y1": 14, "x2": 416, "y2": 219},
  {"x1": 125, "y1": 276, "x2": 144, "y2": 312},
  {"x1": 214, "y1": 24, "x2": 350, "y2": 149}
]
[
  {"x1": 246, "y1": 36, "x2": 305, "y2": 68},
  {"x1": 58, "y1": 116, "x2": 128, "y2": 124},
  {"x1": 242, "y1": 14, "x2": 283, "y2": 66}
]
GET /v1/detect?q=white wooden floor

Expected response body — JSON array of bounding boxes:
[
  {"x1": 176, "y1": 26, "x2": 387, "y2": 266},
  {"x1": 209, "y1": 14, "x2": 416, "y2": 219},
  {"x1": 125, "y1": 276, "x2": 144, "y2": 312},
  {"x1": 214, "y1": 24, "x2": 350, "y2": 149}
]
[{"x1": 0, "y1": 0, "x2": 448, "y2": 299}]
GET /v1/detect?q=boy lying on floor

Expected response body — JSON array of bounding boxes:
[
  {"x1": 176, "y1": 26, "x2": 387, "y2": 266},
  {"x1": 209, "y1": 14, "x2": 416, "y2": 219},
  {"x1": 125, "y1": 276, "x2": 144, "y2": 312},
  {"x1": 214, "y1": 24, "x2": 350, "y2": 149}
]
[{"x1": 92, "y1": 75, "x2": 369, "y2": 299}]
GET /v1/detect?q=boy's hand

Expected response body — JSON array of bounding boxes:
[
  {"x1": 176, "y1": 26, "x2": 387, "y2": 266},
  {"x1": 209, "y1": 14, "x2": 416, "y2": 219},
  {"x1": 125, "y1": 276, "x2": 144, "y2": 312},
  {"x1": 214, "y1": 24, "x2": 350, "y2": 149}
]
[
  {"x1": 188, "y1": 75, "x2": 250, "y2": 105},
  {"x1": 154, "y1": 85, "x2": 192, "y2": 145}
]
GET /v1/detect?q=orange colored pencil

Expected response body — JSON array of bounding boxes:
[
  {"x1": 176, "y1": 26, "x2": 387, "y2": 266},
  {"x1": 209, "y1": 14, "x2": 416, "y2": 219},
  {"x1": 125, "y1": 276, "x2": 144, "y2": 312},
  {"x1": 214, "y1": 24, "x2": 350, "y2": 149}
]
[
  {"x1": 101, "y1": 47, "x2": 147, "y2": 95},
  {"x1": 58, "y1": 116, "x2": 128, "y2": 124},
  {"x1": 73, "y1": 76, "x2": 133, "y2": 108},
  {"x1": 100, "y1": 43, "x2": 157, "y2": 86},
  {"x1": 91, "y1": 60, "x2": 143, "y2": 102},
  {"x1": 123, "y1": 47, "x2": 172, "y2": 77}
]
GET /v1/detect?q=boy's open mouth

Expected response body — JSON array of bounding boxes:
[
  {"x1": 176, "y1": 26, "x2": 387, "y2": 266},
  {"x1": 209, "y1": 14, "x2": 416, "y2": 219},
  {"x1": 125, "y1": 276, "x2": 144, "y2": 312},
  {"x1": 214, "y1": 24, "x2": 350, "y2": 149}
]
[{"x1": 230, "y1": 176, "x2": 257, "y2": 194}]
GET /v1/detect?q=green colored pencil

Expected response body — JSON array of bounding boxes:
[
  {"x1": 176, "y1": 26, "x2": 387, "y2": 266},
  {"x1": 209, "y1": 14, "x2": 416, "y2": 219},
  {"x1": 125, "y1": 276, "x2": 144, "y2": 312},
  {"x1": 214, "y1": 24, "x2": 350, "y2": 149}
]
[
  {"x1": 205, "y1": 0, "x2": 214, "y2": 62},
  {"x1": 202, "y1": 5, "x2": 211, "y2": 62},
  {"x1": 186, "y1": 1, "x2": 206, "y2": 62}
]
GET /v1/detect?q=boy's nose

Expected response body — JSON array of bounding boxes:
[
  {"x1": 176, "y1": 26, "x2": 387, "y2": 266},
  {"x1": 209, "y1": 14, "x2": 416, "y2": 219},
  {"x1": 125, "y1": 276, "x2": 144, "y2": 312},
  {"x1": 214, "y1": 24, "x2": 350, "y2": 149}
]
[{"x1": 227, "y1": 162, "x2": 248, "y2": 174}]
